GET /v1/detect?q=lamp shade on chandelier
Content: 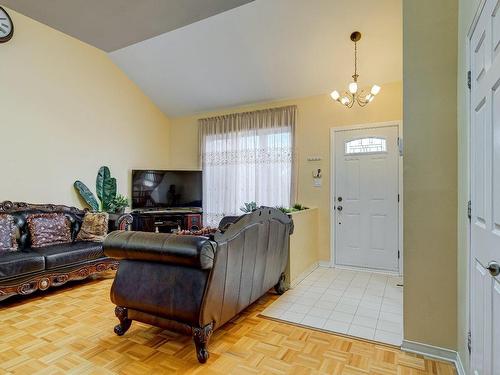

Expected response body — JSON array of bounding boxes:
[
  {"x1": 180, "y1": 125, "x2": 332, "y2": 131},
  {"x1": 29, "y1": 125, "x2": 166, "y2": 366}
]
[{"x1": 330, "y1": 31, "x2": 381, "y2": 108}]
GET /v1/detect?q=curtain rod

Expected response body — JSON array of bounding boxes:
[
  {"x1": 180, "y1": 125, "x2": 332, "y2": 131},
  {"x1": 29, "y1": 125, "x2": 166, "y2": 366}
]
[{"x1": 198, "y1": 105, "x2": 297, "y2": 122}]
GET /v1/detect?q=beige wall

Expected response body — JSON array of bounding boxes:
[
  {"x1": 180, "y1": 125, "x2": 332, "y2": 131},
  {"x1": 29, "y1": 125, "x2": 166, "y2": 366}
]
[
  {"x1": 286, "y1": 208, "x2": 319, "y2": 286},
  {"x1": 457, "y1": 0, "x2": 481, "y2": 369},
  {"x1": 403, "y1": 0, "x2": 458, "y2": 350},
  {"x1": 0, "y1": 8, "x2": 171, "y2": 207},
  {"x1": 169, "y1": 82, "x2": 402, "y2": 262}
]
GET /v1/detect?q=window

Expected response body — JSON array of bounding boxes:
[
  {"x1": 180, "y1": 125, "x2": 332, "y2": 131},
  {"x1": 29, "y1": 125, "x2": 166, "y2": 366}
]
[
  {"x1": 345, "y1": 137, "x2": 387, "y2": 154},
  {"x1": 199, "y1": 106, "x2": 296, "y2": 226}
]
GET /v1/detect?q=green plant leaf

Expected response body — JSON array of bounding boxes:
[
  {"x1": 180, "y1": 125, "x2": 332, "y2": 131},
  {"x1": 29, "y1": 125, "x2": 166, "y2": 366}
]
[
  {"x1": 96, "y1": 166, "x2": 110, "y2": 203},
  {"x1": 96, "y1": 166, "x2": 117, "y2": 211},
  {"x1": 103, "y1": 178, "x2": 117, "y2": 211},
  {"x1": 74, "y1": 181, "x2": 99, "y2": 211},
  {"x1": 240, "y1": 201, "x2": 257, "y2": 213}
]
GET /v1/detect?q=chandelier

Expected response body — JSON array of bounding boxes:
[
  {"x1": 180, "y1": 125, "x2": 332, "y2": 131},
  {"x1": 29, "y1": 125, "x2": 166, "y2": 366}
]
[{"x1": 330, "y1": 31, "x2": 381, "y2": 108}]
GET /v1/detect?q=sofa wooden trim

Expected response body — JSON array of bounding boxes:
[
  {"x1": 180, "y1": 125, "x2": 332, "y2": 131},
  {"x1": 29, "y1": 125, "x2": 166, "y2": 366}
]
[{"x1": 0, "y1": 258, "x2": 118, "y2": 301}]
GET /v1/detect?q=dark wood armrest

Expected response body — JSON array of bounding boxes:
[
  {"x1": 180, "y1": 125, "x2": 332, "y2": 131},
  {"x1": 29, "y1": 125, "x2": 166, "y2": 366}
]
[
  {"x1": 116, "y1": 213, "x2": 133, "y2": 231},
  {"x1": 108, "y1": 213, "x2": 133, "y2": 231}
]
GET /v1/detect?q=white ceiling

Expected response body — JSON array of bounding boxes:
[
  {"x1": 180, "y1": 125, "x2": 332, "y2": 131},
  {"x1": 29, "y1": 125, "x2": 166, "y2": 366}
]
[
  {"x1": 110, "y1": 0, "x2": 402, "y2": 117},
  {"x1": 2, "y1": 0, "x2": 253, "y2": 51}
]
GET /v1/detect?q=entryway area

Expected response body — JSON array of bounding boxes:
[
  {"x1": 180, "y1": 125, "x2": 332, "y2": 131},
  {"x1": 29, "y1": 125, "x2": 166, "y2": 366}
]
[
  {"x1": 262, "y1": 121, "x2": 403, "y2": 346},
  {"x1": 262, "y1": 266, "x2": 403, "y2": 345}
]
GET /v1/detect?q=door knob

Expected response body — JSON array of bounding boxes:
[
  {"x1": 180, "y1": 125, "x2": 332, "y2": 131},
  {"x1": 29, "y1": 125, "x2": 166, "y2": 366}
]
[
  {"x1": 337, "y1": 206, "x2": 343, "y2": 211},
  {"x1": 487, "y1": 261, "x2": 500, "y2": 277}
]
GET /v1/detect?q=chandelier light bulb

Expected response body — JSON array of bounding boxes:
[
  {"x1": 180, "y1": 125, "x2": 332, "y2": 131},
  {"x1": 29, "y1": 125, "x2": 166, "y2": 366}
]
[
  {"x1": 349, "y1": 82, "x2": 358, "y2": 94},
  {"x1": 371, "y1": 85, "x2": 381, "y2": 95},
  {"x1": 330, "y1": 90, "x2": 340, "y2": 101},
  {"x1": 341, "y1": 97, "x2": 349, "y2": 105}
]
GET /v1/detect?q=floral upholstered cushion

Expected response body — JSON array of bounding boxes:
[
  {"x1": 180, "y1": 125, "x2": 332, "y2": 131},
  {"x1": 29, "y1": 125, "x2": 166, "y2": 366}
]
[
  {"x1": 0, "y1": 214, "x2": 18, "y2": 251},
  {"x1": 27, "y1": 213, "x2": 72, "y2": 248},
  {"x1": 76, "y1": 212, "x2": 108, "y2": 242}
]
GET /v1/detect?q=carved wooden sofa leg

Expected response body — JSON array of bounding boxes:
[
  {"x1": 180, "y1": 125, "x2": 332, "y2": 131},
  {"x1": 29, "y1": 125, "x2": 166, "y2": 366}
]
[
  {"x1": 114, "y1": 306, "x2": 132, "y2": 336},
  {"x1": 192, "y1": 323, "x2": 213, "y2": 363},
  {"x1": 274, "y1": 272, "x2": 287, "y2": 295}
]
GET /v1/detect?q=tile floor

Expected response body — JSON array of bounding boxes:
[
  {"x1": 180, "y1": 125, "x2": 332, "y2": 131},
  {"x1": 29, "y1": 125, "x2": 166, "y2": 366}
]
[{"x1": 261, "y1": 266, "x2": 403, "y2": 346}]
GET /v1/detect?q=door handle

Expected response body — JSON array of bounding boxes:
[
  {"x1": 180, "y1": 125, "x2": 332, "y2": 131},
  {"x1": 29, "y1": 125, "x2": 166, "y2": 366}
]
[
  {"x1": 337, "y1": 206, "x2": 343, "y2": 212},
  {"x1": 487, "y1": 261, "x2": 500, "y2": 277}
]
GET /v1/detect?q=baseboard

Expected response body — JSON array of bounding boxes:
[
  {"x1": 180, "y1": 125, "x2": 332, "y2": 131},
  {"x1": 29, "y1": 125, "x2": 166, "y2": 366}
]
[
  {"x1": 318, "y1": 260, "x2": 333, "y2": 268},
  {"x1": 455, "y1": 353, "x2": 466, "y2": 375},
  {"x1": 401, "y1": 340, "x2": 466, "y2": 375},
  {"x1": 289, "y1": 262, "x2": 319, "y2": 288}
]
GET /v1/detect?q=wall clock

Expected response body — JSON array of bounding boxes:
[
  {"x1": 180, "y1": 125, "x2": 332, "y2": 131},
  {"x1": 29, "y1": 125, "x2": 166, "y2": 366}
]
[{"x1": 0, "y1": 6, "x2": 14, "y2": 43}]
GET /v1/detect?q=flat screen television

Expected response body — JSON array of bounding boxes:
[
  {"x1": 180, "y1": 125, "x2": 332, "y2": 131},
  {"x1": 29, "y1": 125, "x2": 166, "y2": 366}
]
[{"x1": 131, "y1": 170, "x2": 202, "y2": 210}]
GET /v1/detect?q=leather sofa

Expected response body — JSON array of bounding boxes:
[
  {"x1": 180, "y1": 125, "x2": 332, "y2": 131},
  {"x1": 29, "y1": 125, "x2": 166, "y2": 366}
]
[
  {"x1": 103, "y1": 207, "x2": 294, "y2": 363},
  {"x1": 0, "y1": 201, "x2": 132, "y2": 301}
]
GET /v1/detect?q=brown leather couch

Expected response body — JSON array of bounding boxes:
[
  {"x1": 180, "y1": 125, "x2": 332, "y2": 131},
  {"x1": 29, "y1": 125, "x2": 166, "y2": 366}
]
[
  {"x1": 103, "y1": 207, "x2": 293, "y2": 363},
  {"x1": 0, "y1": 201, "x2": 132, "y2": 301}
]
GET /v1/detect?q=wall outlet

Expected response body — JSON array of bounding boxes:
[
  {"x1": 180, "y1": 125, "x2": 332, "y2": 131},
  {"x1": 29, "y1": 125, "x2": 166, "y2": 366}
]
[{"x1": 313, "y1": 178, "x2": 322, "y2": 187}]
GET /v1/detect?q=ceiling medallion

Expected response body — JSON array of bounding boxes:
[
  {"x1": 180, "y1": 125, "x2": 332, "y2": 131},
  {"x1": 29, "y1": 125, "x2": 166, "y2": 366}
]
[{"x1": 330, "y1": 31, "x2": 380, "y2": 108}]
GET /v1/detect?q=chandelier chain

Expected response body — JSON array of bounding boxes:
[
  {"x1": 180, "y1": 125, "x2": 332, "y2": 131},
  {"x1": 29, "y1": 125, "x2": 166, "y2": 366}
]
[{"x1": 353, "y1": 41, "x2": 358, "y2": 82}]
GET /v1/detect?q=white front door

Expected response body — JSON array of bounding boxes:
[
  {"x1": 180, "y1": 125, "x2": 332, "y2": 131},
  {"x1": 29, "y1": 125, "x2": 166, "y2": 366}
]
[
  {"x1": 470, "y1": 0, "x2": 500, "y2": 373},
  {"x1": 334, "y1": 125, "x2": 399, "y2": 272}
]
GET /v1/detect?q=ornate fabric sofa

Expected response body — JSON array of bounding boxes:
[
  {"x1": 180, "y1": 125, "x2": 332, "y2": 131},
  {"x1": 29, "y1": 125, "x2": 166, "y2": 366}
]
[
  {"x1": 103, "y1": 207, "x2": 293, "y2": 363},
  {"x1": 0, "y1": 201, "x2": 132, "y2": 301}
]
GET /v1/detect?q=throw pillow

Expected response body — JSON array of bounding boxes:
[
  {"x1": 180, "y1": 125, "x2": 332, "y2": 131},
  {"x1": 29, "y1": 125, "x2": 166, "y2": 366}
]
[
  {"x1": 27, "y1": 213, "x2": 72, "y2": 248},
  {"x1": 76, "y1": 212, "x2": 109, "y2": 242},
  {"x1": 0, "y1": 214, "x2": 18, "y2": 251}
]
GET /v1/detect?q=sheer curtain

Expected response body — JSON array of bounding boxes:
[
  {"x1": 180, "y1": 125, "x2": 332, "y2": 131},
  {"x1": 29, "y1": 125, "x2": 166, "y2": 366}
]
[{"x1": 199, "y1": 106, "x2": 296, "y2": 227}]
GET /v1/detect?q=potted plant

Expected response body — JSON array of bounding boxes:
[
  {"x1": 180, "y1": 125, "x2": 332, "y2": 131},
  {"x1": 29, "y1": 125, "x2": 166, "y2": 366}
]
[
  {"x1": 108, "y1": 194, "x2": 129, "y2": 214},
  {"x1": 74, "y1": 166, "x2": 129, "y2": 213}
]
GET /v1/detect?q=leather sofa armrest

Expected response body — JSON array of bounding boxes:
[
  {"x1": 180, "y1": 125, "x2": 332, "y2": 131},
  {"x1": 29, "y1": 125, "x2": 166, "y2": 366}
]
[{"x1": 103, "y1": 231, "x2": 216, "y2": 270}]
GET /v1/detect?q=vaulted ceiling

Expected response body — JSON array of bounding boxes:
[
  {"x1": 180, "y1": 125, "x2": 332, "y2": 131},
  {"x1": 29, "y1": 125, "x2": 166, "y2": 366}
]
[
  {"x1": 2, "y1": 0, "x2": 254, "y2": 51},
  {"x1": 4, "y1": 0, "x2": 402, "y2": 117}
]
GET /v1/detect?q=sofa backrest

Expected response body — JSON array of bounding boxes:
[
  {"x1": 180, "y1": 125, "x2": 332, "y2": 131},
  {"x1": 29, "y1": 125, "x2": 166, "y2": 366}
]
[
  {"x1": 0, "y1": 201, "x2": 86, "y2": 249},
  {"x1": 203, "y1": 207, "x2": 294, "y2": 328}
]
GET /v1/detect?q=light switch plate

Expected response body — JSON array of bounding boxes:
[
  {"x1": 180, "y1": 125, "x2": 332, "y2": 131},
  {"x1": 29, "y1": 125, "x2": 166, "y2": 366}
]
[{"x1": 313, "y1": 178, "x2": 322, "y2": 187}]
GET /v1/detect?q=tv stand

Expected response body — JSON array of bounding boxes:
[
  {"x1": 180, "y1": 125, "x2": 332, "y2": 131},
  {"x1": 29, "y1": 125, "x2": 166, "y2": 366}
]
[{"x1": 131, "y1": 209, "x2": 202, "y2": 233}]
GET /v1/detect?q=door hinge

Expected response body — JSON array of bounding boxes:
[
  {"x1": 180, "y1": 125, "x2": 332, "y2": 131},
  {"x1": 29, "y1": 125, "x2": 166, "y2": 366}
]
[
  {"x1": 398, "y1": 250, "x2": 400, "y2": 259},
  {"x1": 468, "y1": 330, "x2": 472, "y2": 355},
  {"x1": 467, "y1": 70, "x2": 472, "y2": 90},
  {"x1": 468, "y1": 200, "x2": 472, "y2": 220},
  {"x1": 397, "y1": 137, "x2": 404, "y2": 156},
  {"x1": 398, "y1": 194, "x2": 400, "y2": 203}
]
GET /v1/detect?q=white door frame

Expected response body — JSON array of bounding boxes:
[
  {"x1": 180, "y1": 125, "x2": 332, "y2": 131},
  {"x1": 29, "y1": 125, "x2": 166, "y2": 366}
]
[
  {"x1": 330, "y1": 120, "x2": 403, "y2": 275},
  {"x1": 466, "y1": 0, "x2": 487, "y2": 370}
]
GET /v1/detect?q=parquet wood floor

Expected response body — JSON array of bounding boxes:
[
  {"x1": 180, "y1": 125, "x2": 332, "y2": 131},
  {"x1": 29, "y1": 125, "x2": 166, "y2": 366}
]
[{"x1": 0, "y1": 274, "x2": 456, "y2": 375}]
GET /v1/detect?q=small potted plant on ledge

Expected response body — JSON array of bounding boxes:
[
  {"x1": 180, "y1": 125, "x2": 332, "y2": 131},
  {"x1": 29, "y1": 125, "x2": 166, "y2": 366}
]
[
  {"x1": 275, "y1": 203, "x2": 308, "y2": 215},
  {"x1": 240, "y1": 202, "x2": 308, "y2": 216}
]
